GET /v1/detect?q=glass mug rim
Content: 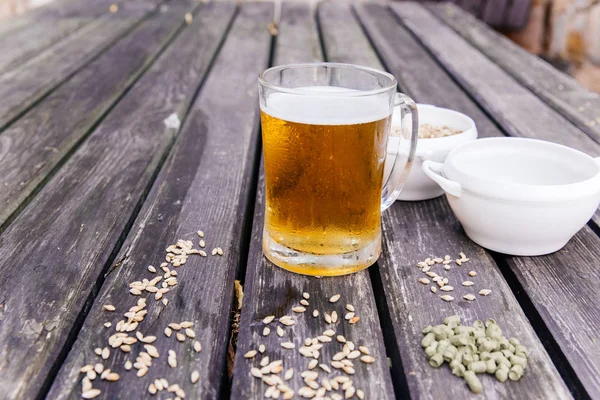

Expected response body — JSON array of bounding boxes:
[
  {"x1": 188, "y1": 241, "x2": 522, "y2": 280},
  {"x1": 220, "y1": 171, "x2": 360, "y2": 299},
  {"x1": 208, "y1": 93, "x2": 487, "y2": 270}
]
[{"x1": 258, "y1": 62, "x2": 398, "y2": 97}]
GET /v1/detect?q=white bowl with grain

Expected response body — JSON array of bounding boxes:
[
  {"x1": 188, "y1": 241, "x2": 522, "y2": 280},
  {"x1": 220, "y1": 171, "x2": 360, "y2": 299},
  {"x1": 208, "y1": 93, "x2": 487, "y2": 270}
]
[{"x1": 387, "y1": 104, "x2": 478, "y2": 201}]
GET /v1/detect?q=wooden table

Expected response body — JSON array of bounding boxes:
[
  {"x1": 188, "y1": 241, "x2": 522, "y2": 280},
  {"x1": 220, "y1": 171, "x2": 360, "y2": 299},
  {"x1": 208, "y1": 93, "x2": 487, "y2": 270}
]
[{"x1": 1, "y1": 0, "x2": 599, "y2": 399}]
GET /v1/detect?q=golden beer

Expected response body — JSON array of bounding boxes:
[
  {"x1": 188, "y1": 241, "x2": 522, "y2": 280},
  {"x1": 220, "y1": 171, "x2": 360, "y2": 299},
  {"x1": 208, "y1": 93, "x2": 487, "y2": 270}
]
[{"x1": 261, "y1": 88, "x2": 391, "y2": 275}]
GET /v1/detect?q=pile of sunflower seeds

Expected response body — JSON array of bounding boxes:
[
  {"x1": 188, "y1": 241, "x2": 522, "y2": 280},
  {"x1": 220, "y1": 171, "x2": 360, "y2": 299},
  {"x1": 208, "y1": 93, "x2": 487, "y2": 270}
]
[
  {"x1": 421, "y1": 315, "x2": 529, "y2": 394},
  {"x1": 416, "y1": 252, "x2": 492, "y2": 302},
  {"x1": 244, "y1": 293, "x2": 372, "y2": 399},
  {"x1": 78, "y1": 230, "x2": 219, "y2": 399}
]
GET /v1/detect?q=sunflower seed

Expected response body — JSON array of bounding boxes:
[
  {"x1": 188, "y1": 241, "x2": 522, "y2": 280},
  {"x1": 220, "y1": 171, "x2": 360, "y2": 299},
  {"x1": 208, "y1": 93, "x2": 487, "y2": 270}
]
[
  {"x1": 357, "y1": 389, "x2": 365, "y2": 400},
  {"x1": 244, "y1": 350, "x2": 257, "y2": 359},
  {"x1": 422, "y1": 266, "x2": 431, "y2": 273},
  {"x1": 145, "y1": 345, "x2": 159, "y2": 358},
  {"x1": 197, "y1": 230, "x2": 204, "y2": 238},
  {"x1": 94, "y1": 363, "x2": 104, "y2": 374},
  {"x1": 463, "y1": 294, "x2": 476, "y2": 301},
  {"x1": 319, "y1": 364, "x2": 332, "y2": 373},
  {"x1": 349, "y1": 316, "x2": 360, "y2": 324},
  {"x1": 312, "y1": 310, "x2": 319, "y2": 318},
  {"x1": 191, "y1": 370, "x2": 200, "y2": 384},
  {"x1": 103, "y1": 305, "x2": 115, "y2": 312},
  {"x1": 169, "y1": 323, "x2": 182, "y2": 330},
  {"x1": 308, "y1": 359, "x2": 318, "y2": 370},
  {"x1": 124, "y1": 360, "x2": 132, "y2": 370},
  {"x1": 431, "y1": 286, "x2": 437, "y2": 293},
  {"x1": 101, "y1": 347, "x2": 110, "y2": 360},
  {"x1": 251, "y1": 367, "x2": 262, "y2": 378},
  {"x1": 300, "y1": 299, "x2": 309, "y2": 306},
  {"x1": 329, "y1": 294, "x2": 341, "y2": 303},
  {"x1": 418, "y1": 278, "x2": 430, "y2": 285},
  {"x1": 263, "y1": 315, "x2": 275, "y2": 324},
  {"x1": 323, "y1": 329, "x2": 335, "y2": 337},
  {"x1": 331, "y1": 311, "x2": 338, "y2": 323},
  {"x1": 80, "y1": 365, "x2": 94, "y2": 373},
  {"x1": 82, "y1": 389, "x2": 102, "y2": 399},
  {"x1": 282, "y1": 368, "x2": 294, "y2": 381},
  {"x1": 105, "y1": 373, "x2": 119, "y2": 381},
  {"x1": 359, "y1": 346, "x2": 369, "y2": 355},
  {"x1": 185, "y1": 328, "x2": 196, "y2": 338},
  {"x1": 279, "y1": 316, "x2": 295, "y2": 326},
  {"x1": 479, "y1": 289, "x2": 492, "y2": 296},
  {"x1": 462, "y1": 281, "x2": 475, "y2": 286},
  {"x1": 361, "y1": 355, "x2": 375, "y2": 364},
  {"x1": 292, "y1": 306, "x2": 306, "y2": 313},
  {"x1": 260, "y1": 357, "x2": 270, "y2": 367},
  {"x1": 441, "y1": 295, "x2": 455, "y2": 302},
  {"x1": 426, "y1": 271, "x2": 438, "y2": 278},
  {"x1": 468, "y1": 271, "x2": 477, "y2": 277},
  {"x1": 347, "y1": 350, "x2": 361, "y2": 359},
  {"x1": 440, "y1": 286, "x2": 454, "y2": 292},
  {"x1": 176, "y1": 333, "x2": 186, "y2": 342},
  {"x1": 281, "y1": 342, "x2": 295, "y2": 349}
]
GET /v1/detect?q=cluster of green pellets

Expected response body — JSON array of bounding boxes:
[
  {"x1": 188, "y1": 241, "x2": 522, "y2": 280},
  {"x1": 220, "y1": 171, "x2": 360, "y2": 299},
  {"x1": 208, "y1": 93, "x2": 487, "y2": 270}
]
[{"x1": 421, "y1": 315, "x2": 529, "y2": 394}]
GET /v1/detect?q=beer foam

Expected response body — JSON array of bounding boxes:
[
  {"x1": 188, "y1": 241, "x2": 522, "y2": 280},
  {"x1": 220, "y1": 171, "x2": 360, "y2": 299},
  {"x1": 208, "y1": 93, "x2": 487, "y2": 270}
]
[{"x1": 261, "y1": 86, "x2": 391, "y2": 125}]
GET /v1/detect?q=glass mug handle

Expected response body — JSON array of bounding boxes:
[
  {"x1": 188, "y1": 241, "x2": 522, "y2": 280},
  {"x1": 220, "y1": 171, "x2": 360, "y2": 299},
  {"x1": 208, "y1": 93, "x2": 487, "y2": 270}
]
[{"x1": 381, "y1": 92, "x2": 419, "y2": 211}]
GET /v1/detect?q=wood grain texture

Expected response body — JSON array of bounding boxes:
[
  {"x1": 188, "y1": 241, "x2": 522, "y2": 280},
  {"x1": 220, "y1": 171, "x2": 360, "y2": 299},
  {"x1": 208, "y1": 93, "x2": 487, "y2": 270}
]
[
  {"x1": 322, "y1": 4, "x2": 571, "y2": 399},
  {"x1": 0, "y1": 9, "x2": 150, "y2": 131},
  {"x1": 429, "y1": 2, "x2": 600, "y2": 145},
  {"x1": 354, "y1": 2, "x2": 502, "y2": 139},
  {"x1": 47, "y1": 3, "x2": 272, "y2": 399},
  {"x1": 377, "y1": 199, "x2": 572, "y2": 399},
  {"x1": 317, "y1": 2, "x2": 383, "y2": 70},
  {"x1": 0, "y1": 2, "x2": 234, "y2": 398},
  {"x1": 392, "y1": 2, "x2": 600, "y2": 228},
  {"x1": 0, "y1": 0, "x2": 121, "y2": 74},
  {"x1": 0, "y1": 0, "x2": 198, "y2": 230},
  {"x1": 232, "y1": 3, "x2": 395, "y2": 399},
  {"x1": 504, "y1": 227, "x2": 600, "y2": 398}
]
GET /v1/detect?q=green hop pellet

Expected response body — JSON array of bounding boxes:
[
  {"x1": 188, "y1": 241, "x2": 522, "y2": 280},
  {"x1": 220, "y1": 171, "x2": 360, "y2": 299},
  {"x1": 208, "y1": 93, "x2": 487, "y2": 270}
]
[
  {"x1": 429, "y1": 353, "x2": 444, "y2": 368},
  {"x1": 444, "y1": 315, "x2": 461, "y2": 325},
  {"x1": 486, "y1": 359, "x2": 497, "y2": 374},
  {"x1": 510, "y1": 355, "x2": 528, "y2": 368},
  {"x1": 463, "y1": 371, "x2": 483, "y2": 394},
  {"x1": 452, "y1": 363, "x2": 466, "y2": 377},
  {"x1": 485, "y1": 318, "x2": 498, "y2": 327},
  {"x1": 437, "y1": 340, "x2": 450, "y2": 355},
  {"x1": 515, "y1": 345, "x2": 529, "y2": 357},
  {"x1": 496, "y1": 356, "x2": 511, "y2": 369},
  {"x1": 479, "y1": 339, "x2": 498, "y2": 353},
  {"x1": 473, "y1": 320, "x2": 484, "y2": 329},
  {"x1": 509, "y1": 338, "x2": 520, "y2": 346},
  {"x1": 495, "y1": 367, "x2": 509, "y2": 382},
  {"x1": 501, "y1": 349, "x2": 513, "y2": 358},
  {"x1": 509, "y1": 364, "x2": 524, "y2": 381},
  {"x1": 480, "y1": 352, "x2": 491, "y2": 361},
  {"x1": 421, "y1": 332, "x2": 436, "y2": 348},
  {"x1": 469, "y1": 361, "x2": 487, "y2": 374},
  {"x1": 443, "y1": 346, "x2": 458, "y2": 362},
  {"x1": 462, "y1": 353, "x2": 474, "y2": 366},
  {"x1": 433, "y1": 325, "x2": 449, "y2": 340},
  {"x1": 425, "y1": 345, "x2": 438, "y2": 359},
  {"x1": 422, "y1": 325, "x2": 433, "y2": 334},
  {"x1": 450, "y1": 334, "x2": 471, "y2": 347}
]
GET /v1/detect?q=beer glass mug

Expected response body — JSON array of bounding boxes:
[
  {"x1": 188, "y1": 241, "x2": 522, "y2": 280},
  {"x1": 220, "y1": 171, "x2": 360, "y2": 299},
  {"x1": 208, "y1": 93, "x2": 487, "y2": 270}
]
[{"x1": 258, "y1": 63, "x2": 418, "y2": 276}]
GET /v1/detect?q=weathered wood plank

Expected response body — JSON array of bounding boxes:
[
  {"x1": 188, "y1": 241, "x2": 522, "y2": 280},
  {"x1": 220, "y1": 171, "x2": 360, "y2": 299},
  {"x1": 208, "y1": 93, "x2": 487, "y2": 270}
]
[
  {"x1": 504, "y1": 227, "x2": 600, "y2": 398},
  {"x1": 0, "y1": 8, "x2": 151, "y2": 131},
  {"x1": 47, "y1": 3, "x2": 272, "y2": 399},
  {"x1": 392, "y1": 2, "x2": 600, "y2": 228},
  {"x1": 323, "y1": 3, "x2": 572, "y2": 399},
  {"x1": 0, "y1": 2, "x2": 235, "y2": 399},
  {"x1": 0, "y1": 0, "x2": 120, "y2": 73},
  {"x1": 317, "y1": 2, "x2": 383, "y2": 70},
  {"x1": 354, "y1": 2, "x2": 502, "y2": 139},
  {"x1": 429, "y1": 2, "x2": 600, "y2": 145},
  {"x1": 232, "y1": 3, "x2": 395, "y2": 399},
  {"x1": 0, "y1": 1, "x2": 199, "y2": 230}
]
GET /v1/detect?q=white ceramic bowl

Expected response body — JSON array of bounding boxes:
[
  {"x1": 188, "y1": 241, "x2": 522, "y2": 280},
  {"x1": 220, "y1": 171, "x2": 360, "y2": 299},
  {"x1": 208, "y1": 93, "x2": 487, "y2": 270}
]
[
  {"x1": 422, "y1": 137, "x2": 600, "y2": 256},
  {"x1": 386, "y1": 104, "x2": 477, "y2": 201}
]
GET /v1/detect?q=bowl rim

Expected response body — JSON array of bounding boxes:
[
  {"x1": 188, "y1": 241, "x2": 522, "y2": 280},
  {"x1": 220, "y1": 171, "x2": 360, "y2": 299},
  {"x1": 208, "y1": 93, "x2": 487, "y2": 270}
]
[
  {"x1": 389, "y1": 104, "x2": 478, "y2": 155},
  {"x1": 443, "y1": 137, "x2": 600, "y2": 203}
]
